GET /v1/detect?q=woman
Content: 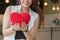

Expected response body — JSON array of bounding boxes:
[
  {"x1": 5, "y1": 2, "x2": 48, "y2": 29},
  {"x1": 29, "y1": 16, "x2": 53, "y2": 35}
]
[{"x1": 2, "y1": 0, "x2": 44, "y2": 40}]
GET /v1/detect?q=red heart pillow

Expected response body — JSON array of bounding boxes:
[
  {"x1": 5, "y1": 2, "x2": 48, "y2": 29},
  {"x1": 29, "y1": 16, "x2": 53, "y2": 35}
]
[{"x1": 10, "y1": 12, "x2": 31, "y2": 27}]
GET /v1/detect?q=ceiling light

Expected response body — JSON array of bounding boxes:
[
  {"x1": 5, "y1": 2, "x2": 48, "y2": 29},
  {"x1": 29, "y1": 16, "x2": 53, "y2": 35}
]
[
  {"x1": 56, "y1": 6, "x2": 59, "y2": 10},
  {"x1": 44, "y1": 2, "x2": 48, "y2": 6},
  {"x1": 52, "y1": 6, "x2": 56, "y2": 11},
  {"x1": 5, "y1": 0, "x2": 9, "y2": 3}
]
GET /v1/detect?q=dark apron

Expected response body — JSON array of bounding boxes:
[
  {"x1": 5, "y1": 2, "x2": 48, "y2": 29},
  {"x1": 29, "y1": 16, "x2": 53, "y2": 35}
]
[{"x1": 15, "y1": 31, "x2": 26, "y2": 40}]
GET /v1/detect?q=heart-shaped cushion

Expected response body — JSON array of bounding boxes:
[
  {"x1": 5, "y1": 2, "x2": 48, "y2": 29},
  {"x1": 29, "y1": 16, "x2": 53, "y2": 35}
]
[{"x1": 10, "y1": 12, "x2": 31, "y2": 27}]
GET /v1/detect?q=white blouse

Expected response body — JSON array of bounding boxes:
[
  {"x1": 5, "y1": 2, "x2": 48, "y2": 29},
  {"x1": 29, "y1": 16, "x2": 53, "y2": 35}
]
[{"x1": 3, "y1": 5, "x2": 39, "y2": 40}]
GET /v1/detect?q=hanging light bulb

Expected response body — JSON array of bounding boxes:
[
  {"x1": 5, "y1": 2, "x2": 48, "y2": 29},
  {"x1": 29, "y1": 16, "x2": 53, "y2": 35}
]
[
  {"x1": 5, "y1": 0, "x2": 9, "y2": 3},
  {"x1": 56, "y1": 6, "x2": 59, "y2": 10},
  {"x1": 38, "y1": 1, "x2": 40, "y2": 5},
  {"x1": 44, "y1": 2, "x2": 48, "y2": 6},
  {"x1": 52, "y1": 6, "x2": 56, "y2": 11}
]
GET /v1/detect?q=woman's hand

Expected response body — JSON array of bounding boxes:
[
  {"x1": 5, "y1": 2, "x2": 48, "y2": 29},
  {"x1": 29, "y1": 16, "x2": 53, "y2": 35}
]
[
  {"x1": 20, "y1": 22, "x2": 28, "y2": 32},
  {"x1": 11, "y1": 23, "x2": 20, "y2": 31},
  {"x1": 11, "y1": 22, "x2": 28, "y2": 31}
]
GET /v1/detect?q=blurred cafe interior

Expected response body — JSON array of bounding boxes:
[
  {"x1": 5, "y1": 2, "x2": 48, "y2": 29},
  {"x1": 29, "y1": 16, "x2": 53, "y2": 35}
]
[{"x1": 0, "y1": 0, "x2": 60, "y2": 40}]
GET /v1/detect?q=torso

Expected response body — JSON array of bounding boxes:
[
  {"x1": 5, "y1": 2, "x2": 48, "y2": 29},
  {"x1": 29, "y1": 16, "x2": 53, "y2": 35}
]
[{"x1": 4, "y1": 5, "x2": 39, "y2": 40}]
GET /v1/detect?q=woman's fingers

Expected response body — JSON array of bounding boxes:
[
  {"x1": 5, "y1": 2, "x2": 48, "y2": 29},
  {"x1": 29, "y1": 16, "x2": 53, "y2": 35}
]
[
  {"x1": 21, "y1": 22, "x2": 26, "y2": 28},
  {"x1": 26, "y1": 24, "x2": 28, "y2": 29},
  {"x1": 20, "y1": 22, "x2": 28, "y2": 31},
  {"x1": 12, "y1": 23, "x2": 20, "y2": 31},
  {"x1": 12, "y1": 22, "x2": 28, "y2": 31}
]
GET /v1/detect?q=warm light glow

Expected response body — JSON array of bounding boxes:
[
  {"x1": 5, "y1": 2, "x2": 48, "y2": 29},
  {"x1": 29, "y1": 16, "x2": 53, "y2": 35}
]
[
  {"x1": 44, "y1": 2, "x2": 48, "y2": 6},
  {"x1": 38, "y1": 1, "x2": 40, "y2": 5},
  {"x1": 56, "y1": 6, "x2": 59, "y2": 10},
  {"x1": 52, "y1": 6, "x2": 56, "y2": 11},
  {"x1": 5, "y1": 0, "x2": 9, "y2": 3}
]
